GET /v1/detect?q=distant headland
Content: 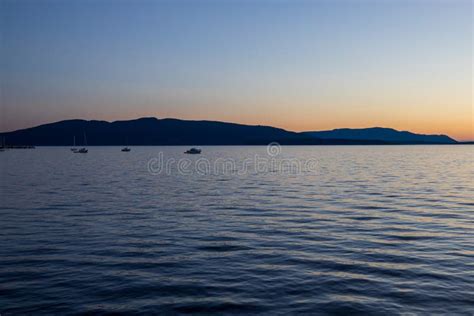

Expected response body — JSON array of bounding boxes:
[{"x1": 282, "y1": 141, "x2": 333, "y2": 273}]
[{"x1": 0, "y1": 117, "x2": 461, "y2": 146}]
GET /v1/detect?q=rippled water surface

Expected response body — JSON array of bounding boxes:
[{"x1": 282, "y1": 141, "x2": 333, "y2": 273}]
[{"x1": 1, "y1": 146, "x2": 473, "y2": 314}]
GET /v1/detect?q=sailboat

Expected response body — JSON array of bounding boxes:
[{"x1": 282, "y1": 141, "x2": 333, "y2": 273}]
[
  {"x1": 70, "y1": 136, "x2": 78, "y2": 152},
  {"x1": 121, "y1": 137, "x2": 131, "y2": 152},
  {"x1": 0, "y1": 137, "x2": 5, "y2": 152},
  {"x1": 75, "y1": 132, "x2": 88, "y2": 153}
]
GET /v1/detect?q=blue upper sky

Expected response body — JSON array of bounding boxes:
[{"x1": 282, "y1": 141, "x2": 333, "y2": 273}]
[{"x1": 1, "y1": 0, "x2": 472, "y2": 140}]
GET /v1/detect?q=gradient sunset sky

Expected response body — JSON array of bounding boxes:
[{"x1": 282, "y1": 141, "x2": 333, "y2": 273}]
[{"x1": 1, "y1": 0, "x2": 472, "y2": 140}]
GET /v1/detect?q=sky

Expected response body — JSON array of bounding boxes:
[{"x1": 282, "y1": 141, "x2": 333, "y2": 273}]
[{"x1": 1, "y1": 0, "x2": 472, "y2": 140}]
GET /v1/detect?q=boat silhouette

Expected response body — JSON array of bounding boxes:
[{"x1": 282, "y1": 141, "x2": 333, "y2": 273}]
[
  {"x1": 74, "y1": 133, "x2": 88, "y2": 153},
  {"x1": 185, "y1": 148, "x2": 201, "y2": 154}
]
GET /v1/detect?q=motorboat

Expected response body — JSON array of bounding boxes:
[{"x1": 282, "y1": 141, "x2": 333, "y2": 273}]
[
  {"x1": 75, "y1": 148, "x2": 88, "y2": 153},
  {"x1": 184, "y1": 148, "x2": 201, "y2": 154}
]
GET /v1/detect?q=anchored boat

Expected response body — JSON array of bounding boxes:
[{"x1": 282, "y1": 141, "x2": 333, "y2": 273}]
[
  {"x1": 184, "y1": 148, "x2": 201, "y2": 154},
  {"x1": 74, "y1": 133, "x2": 88, "y2": 153}
]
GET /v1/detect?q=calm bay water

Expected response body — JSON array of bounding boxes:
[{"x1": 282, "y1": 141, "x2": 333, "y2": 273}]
[{"x1": 1, "y1": 146, "x2": 473, "y2": 315}]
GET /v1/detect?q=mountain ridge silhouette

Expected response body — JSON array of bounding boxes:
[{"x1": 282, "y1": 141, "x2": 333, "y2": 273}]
[{"x1": 0, "y1": 117, "x2": 457, "y2": 145}]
